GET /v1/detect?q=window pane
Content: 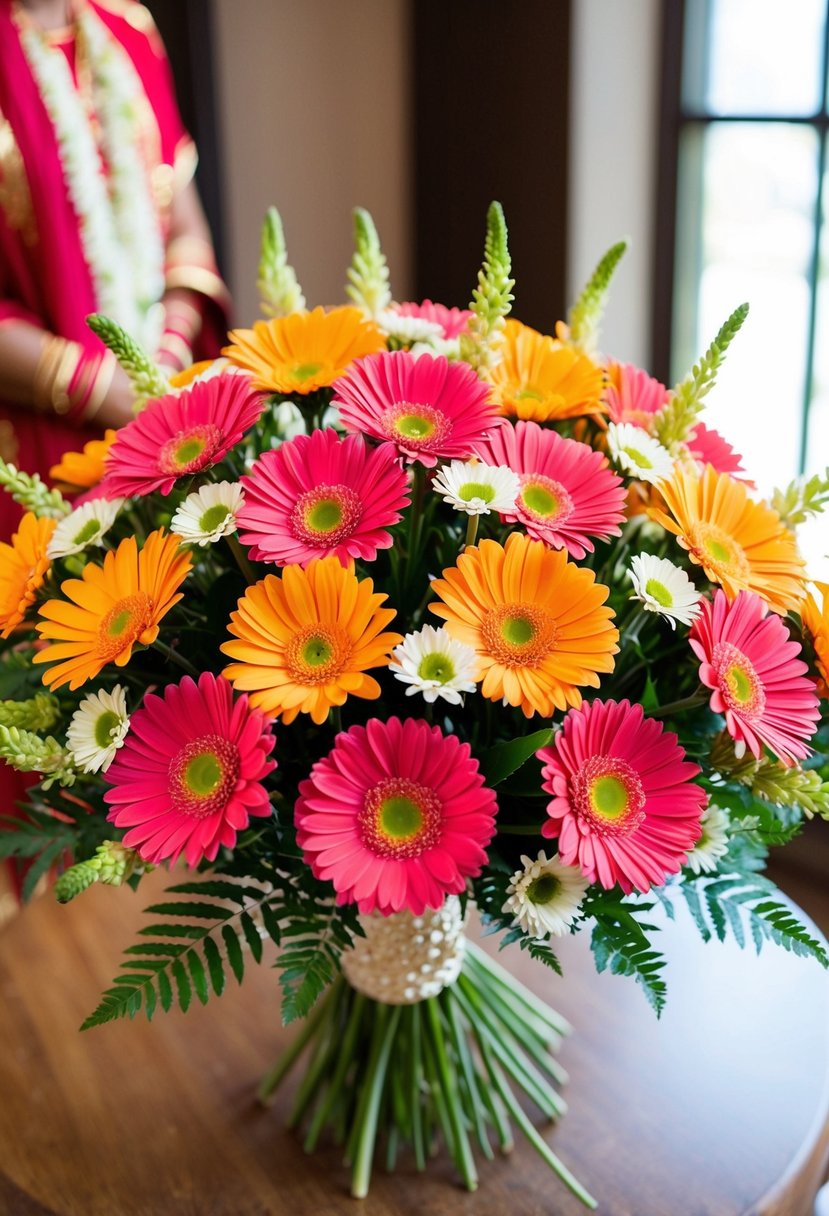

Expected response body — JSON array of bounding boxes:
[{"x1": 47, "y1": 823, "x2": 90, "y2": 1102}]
[
  {"x1": 805, "y1": 137, "x2": 829, "y2": 482},
  {"x1": 672, "y1": 123, "x2": 817, "y2": 493},
  {"x1": 682, "y1": 0, "x2": 826, "y2": 116}
]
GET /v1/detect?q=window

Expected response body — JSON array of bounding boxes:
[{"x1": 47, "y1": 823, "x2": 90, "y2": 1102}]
[{"x1": 656, "y1": 0, "x2": 829, "y2": 498}]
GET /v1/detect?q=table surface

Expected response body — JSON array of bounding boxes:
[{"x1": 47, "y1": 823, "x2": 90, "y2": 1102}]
[{"x1": 1, "y1": 869, "x2": 828, "y2": 1216}]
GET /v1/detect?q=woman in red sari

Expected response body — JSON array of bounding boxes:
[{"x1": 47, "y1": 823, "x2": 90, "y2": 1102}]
[
  {"x1": 0, "y1": 0, "x2": 229, "y2": 536},
  {"x1": 0, "y1": 0, "x2": 229, "y2": 905}
]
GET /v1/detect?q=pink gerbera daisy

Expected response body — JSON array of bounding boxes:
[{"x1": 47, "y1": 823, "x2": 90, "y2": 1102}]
[
  {"x1": 395, "y1": 300, "x2": 473, "y2": 339},
  {"x1": 687, "y1": 422, "x2": 753, "y2": 485},
  {"x1": 539, "y1": 699, "x2": 707, "y2": 894},
  {"x1": 236, "y1": 428, "x2": 409, "y2": 567},
  {"x1": 103, "y1": 672, "x2": 276, "y2": 867},
  {"x1": 474, "y1": 420, "x2": 627, "y2": 559},
  {"x1": 332, "y1": 350, "x2": 501, "y2": 467},
  {"x1": 100, "y1": 375, "x2": 265, "y2": 498},
  {"x1": 295, "y1": 717, "x2": 497, "y2": 916},
  {"x1": 689, "y1": 589, "x2": 820, "y2": 765},
  {"x1": 604, "y1": 361, "x2": 669, "y2": 427}
]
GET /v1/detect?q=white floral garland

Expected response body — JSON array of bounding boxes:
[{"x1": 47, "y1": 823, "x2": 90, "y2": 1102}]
[{"x1": 18, "y1": 4, "x2": 165, "y2": 351}]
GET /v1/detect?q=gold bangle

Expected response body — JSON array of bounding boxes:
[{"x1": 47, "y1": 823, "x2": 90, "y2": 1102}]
[
  {"x1": 81, "y1": 350, "x2": 117, "y2": 424},
  {"x1": 32, "y1": 334, "x2": 83, "y2": 415},
  {"x1": 157, "y1": 332, "x2": 193, "y2": 371}
]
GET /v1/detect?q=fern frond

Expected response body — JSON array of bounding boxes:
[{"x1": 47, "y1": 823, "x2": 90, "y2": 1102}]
[
  {"x1": 590, "y1": 902, "x2": 667, "y2": 1016},
  {"x1": 654, "y1": 303, "x2": 749, "y2": 452},
  {"x1": 566, "y1": 240, "x2": 628, "y2": 353}
]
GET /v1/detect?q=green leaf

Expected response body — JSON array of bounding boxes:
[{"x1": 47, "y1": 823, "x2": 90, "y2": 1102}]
[
  {"x1": 591, "y1": 906, "x2": 668, "y2": 1016},
  {"x1": 480, "y1": 729, "x2": 553, "y2": 786},
  {"x1": 240, "y1": 910, "x2": 264, "y2": 963},
  {"x1": 187, "y1": 950, "x2": 209, "y2": 1005},
  {"x1": 144, "y1": 901, "x2": 235, "y2": 921},
  {"x1": 222, "y1": 924, "x2": 245, "y2": 984},
  {"x1": 171, "y1": 959, "x2": 192, "y2": 1013},
  {"x1": 202, "y1": 936, "x2": 225, "y2": 997}
]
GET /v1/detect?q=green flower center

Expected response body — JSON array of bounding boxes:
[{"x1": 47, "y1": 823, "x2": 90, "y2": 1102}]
[
  {"x1": 688, "y1": 522, "x2": 750, "y2": 581},
  {"x1": 72, "y1": 519, "x2": 102, "y2": 545},
  {"x1": 94, "y1": 709, "x2": 121, "y2": 749},
  {"x1": 517, "y1": 388, "x2": 543, "y2": 403},
  {"x1": 302, "y1": 635, "x2": 334, "y2": 668},
  {"x1": 417, "y1": 652, "x2": 456, "y2": 683},
  {"x1": 712, "y1": 641, "x2": 765, "y2": 718},
  {"x1": 286, "y1": 624, "x2": 351, "y2": 685},
  {"x1": 169, "y1": 733, "x2": 241, "y2": 818},
  {"x1": 501, "y1": 614, "x2": 535, "y2": 646},
  {"x1": 481, "y1": 602, "x2": 557, "y2": 667},
  {"x1": 644, "y1": 577, "x2": 673, "y2": 608},
  {"x1": 572, "y1": 754, "x2": 646, "y2": 837},
  {"x1": 397, "y1": 414, "x2": 433, "y2": 438},
  {"x1": 96, "y1": 592, "x2": 152, "y2": 661},
  {"x1": 518, "y1": 474, "x2": 574, "y2": 527},
  {"x1": 458, "y1": 481, "x2": 496, "y2": 503},
  {"x1": 291, "y1": 484, "x2": 362, "y2": 547},
  {"x1": 199, "y1": 504, "x2": 232, "y2": 534},
  {"x1": 526, "y1": 873, "x2": 561, "y2": 905},
  {"x1": 159, "y1": 424, "x2": 222, "y2": 476},
  {"x1": 382, "y1": 402, "x2": 449, "y2": 450},
  {"x1": 359, "y1": 777, "x2": 443, "y2": 859},
  {"x1": 624, "y1": 445, "x2": 652, "y2": 469},
  {"x1": 292, "y1": 362, "x2": 323, "y2": 382}
]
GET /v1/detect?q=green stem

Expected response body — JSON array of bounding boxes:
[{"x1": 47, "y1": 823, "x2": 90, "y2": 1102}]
[
  {"x1": 153, "y1": 638, "x2": 200, "y2": 678},
  {"x1": 647, "y1": 687, "x2": 708, "y2": 717},
  {"x1": 226, "y1": 533, "x2": 258, "y2": 584},
  {"x1": 425, "y1": 998, "x2": 478, "y2": 1191},
  {"x1": 350, "y1": 1005, "x2": 401, "y2": 1199},
  {"x1": 287, "y1": 982, "x2": 341, "y2": 1128},
  {"x1": 466, "y1": 943, "x2": 572, "y2": 1036},
  {"x1": 444, "y1": 991, "x2": 494, "y2": 1160},
  {"x1": 464, "y1": 513, "x2": 479, "y2": 549},
  {"x1": 497, "y1": 823, "x2": 545, "y2": 835},
  {"x1": 407, "y1": 1002, "x2": 426, "y2": 1171},
  {"x1": 303, "y1": 990, "x2": 365, "y2": 1151}
]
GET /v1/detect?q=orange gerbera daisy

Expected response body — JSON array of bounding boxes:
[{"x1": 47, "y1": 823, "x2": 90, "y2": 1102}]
[
  {"x1": 49, "y1": 430, "x2": 117, "y2": 494},
  {"x1": 802, "y1": 582, "x2": 829, "y2": 698},
  {"x1": 34, "y1": 530, "x2": 192, "y2": 691},
  {"x1": 488, "y1": 318, "x2": 606, "y2": 422},
  {"x1": 0, "y1": 513, "x2": 56, "y2": 637},
  {"x1": 223, "y1": 306, "x2": 385, "y2": 394},
  {"x1": 649, "y1": 466, "x2": 806, "y2": 615},
  {"x1": 168, "y1": 360, "x2": 215, "y2": 388},
  {"x1": 430, "y1": 532, "x2": 618, "y2": 718},
  {"x1": 221, "y1": 556, "x2": 402, "y2": 724}
]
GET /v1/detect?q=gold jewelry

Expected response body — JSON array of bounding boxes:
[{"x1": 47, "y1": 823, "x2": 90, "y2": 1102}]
[
  {"x1": 32, "y1": 333, "x2": 82, "y2": 414},
  {"x1": 81, "y1": 349, "x2": 116, "y2": 423}
]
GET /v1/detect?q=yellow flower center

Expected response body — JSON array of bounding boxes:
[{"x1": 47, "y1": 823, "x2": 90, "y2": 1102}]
[
  {"x1": 518, "y1": 475, "x2": 574, "y2": 526},
  {"x1": 159, "y1": 424, "x2": 223, "y2": 476},
  {"x1": 644, "y1": 577, "x2": 673, "y2": 608},
  {"x1": 169, "y1": 734, "x2": 241, "y2": 818},
  {"x1": 382, "y1": 402, "x2": 450, "y2": 449},
  {"x1": 481, "y1": 602, "x2": 557, "y2": 667},
  {"x1": 285, "y1": 624, "x2": 353, "y2": 684},
  {"x1": 688, "y1": 522, "x2": 750, "y2": 583},
  {"x1": 290, "y1": 484, "x2": 362, "y2": 548},
  {"x1": 95, "y1": 593, "x2": 152, "y2": 661},
  {"x1": 571, "y1": 754, "x2": 646, "y2": 837},
  {"x1": 712, "y1": 641, "x2": 765, "y2": 719},
  {"x1": 359, "y1": 777, "x2": 442, "y2": 858}
]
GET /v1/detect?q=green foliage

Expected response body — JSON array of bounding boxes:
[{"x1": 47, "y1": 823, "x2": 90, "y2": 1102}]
[
  {"x1": 589, "y1": 899, "x2": 667, "y2": 1016},
  {"x1": 480, "y1": 728, "x2": 552, "y2": 786},
  {"x1": 0, "y1": 459, "x2": 69, "y2": 518},
  {"x1": 0, "y1": 724, "x2": 75, "y2": 788},
  {"x1": 257, "y1": 206, "x2": 306, "y2": 317},
  {"x1": 677, "y1": 872, "x2": 828, "y2": 965},
  {"x1": 770, "y1": 466, "x2": 829, "y2": 528},
  {"x1": 54, "y1": 841, "x2": 143, "y2": 903},
  {"x1": 654, "y1": 302, "x2": 749, "y2": 451},
  {"x1": 0, "y1": 692, "x2": 60, "y2": 732},
  {"x1": 566, "y1": 240, "x2": 628, "y2": 353},
  {"x1": 86, "y1": 313, "x2": 169, "y2": 407},
  {"x1": 81, "y1": 871, "x2": 363, "y2": 1031},
  {"x1": 461, "y1": 201, "x2": 515, "y2": 372},
  {"x1": 345, "y1": 207, "x2": 391, "y2": 318}
]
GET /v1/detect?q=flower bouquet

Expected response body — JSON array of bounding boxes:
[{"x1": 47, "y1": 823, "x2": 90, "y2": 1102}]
[{"x1": 1, "y1": 203, "x2": 828, "y2": 1207}]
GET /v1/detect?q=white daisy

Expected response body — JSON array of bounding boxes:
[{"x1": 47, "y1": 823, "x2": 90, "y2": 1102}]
[
  {"x1": 628, "y1": 553, "x2": 702, "y2": 629},
  {"x1": 46, "y1": 496, "x2": 123, "y2": 559},
  {"x1": 170, "y1": 482, "x2": 245, "y2": 546},
  {"x1": 607, "y1": 422, "x2": 675, "y2": 485},
  {"x1": 66, "y1": 685, "x2": 130, "y2": 773},
  {"x1": 433, "y1": 460, "x2": 520, "y2": 516},
  {"x1": 684, "y1": 804, "x2": 730, "y2": 875},
  {"x1": 410, "y1": 336, "x2": 462, "y2": 361},
  {"x1": 388, "y1": 625, "x2": 478, "y2": 705},
  {"x1": 376, "y1": 309, "x2": 444, "y2": 346},
  {"x1": 502, "y1": 851, "x2": 589, "y2": 938}
]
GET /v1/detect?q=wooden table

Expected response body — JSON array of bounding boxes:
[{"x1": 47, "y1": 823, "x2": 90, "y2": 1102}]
[{"x1": 1, "y1": 870, "x2": 828, "y2": 1216}]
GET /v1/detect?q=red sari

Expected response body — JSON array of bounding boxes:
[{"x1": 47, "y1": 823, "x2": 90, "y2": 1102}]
[{"x1": 0, "y1": 0, "x2": 228, "y2": 537}]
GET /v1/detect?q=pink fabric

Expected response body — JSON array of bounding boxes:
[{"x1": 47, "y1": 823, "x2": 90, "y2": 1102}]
[{"x1": 0, "y1": 0, "x2": 204, "y2": 540}]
